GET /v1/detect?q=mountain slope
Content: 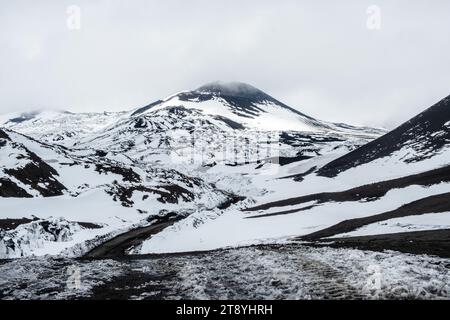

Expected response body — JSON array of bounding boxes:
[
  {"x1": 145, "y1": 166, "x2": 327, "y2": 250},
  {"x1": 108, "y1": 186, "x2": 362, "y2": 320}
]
[
  {"x1": 0, "y1": 110, "x2": 127, "y2": 146},
  {"x1": 0, "y1": 129, "x2": 66, "y2": 197},
  {"x1": 318, "y1": 95, "x2": 450, "y2": 178},
  {"x1": 77, "y1": 82, "x2": 384, "y2": 181},
  {"x1": 0, "y1": 128, "x2": 236, "y2": 258},
  {"x1": 0, "y1": 81, "x2": 391, "y2": 259},
  {"x1": 137, "y1": 94, "x2": 450, "y2": 255},
  {"x1": 131, "y1": 81, "x2": 384, "y2": 135}
]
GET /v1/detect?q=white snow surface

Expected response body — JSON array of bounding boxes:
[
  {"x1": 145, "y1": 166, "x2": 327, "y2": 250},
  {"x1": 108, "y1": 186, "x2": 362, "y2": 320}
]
[
  {"x1": 142, "y1": 94, "x2": 322, "y2": 132},
  {"x1": 1, "y1": 84, "x2": 448, "y2": 260},
  {"x1": 0, "y1": 110, "x2": 128, "y2": 147},
  {"x1": 0, "y1": 217, "x2": 92, "y2": 258},
  {"x1": 0, "y1": 127, "x2": 230, "y2": 258},
  {"x1": 139, "y1": 182, "x2": 450, "y2": 254}
]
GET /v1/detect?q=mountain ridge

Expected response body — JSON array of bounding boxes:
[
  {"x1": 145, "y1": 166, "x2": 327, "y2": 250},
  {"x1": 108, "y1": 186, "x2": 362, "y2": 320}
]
[
  {"x1": 0, "y1": 82, "x2": 385, "y2": 148},
  {"x1": 318, "y1": 94, "x2": 450, "y2": 177}
]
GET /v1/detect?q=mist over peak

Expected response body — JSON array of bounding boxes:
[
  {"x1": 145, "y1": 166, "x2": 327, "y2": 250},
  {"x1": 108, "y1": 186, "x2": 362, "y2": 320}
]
[{"x1": 196, "y1": 81, "x2": 265, "y2": 98}]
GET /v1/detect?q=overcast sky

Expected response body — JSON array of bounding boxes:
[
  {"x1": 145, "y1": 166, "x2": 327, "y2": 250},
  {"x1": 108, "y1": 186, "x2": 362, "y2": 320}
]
[{"x1": 0, "y1": 0, "x2": 449, "y2": 128}]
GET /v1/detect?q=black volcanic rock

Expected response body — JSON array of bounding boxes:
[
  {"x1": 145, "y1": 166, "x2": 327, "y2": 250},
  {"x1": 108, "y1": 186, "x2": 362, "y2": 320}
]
[
  {"x1": 0, "y1": 129, "x2": 10, "y2": 140},
  {"x1": 0, "y1": 178, "x2": 32, "y2": 198},
  {"x1": 3, "y1": 152, "x2": 67, "y2": 197},
  {"x1": 318, "y1": 95, "x2": 450, "y2": 177},
  {"x1": 0, "y1": 129, "x2": 67, "y2": 197}
]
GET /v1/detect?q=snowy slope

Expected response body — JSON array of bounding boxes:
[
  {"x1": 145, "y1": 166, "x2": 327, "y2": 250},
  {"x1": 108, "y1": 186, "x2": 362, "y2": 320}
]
[
  {"x1": 318, "y1": 95, "x2": 450, "y2": 179},
  {"x1": 0, "y1": 110, "x2": 127, "y2": 147},
  {"x1": 139, "y1": 182, "x2": 450, "y2": 253},
  {"x1": 132, "y1": 81, "x2": 384, "y2": 135},
  {"x1": 0, "y1": 129, "x2": 66, "y2": 197},
  {"x1": 77, "y1": 82, "x2": 384, "y2": 187},
  {"x1": 0, "y1": 81, "x2": 396, "y2": 259},
  {"x1": 0, "y1": 83, "x2": 383, "y2": 150},
  {"x1": 0, "y1": 128, "x2": 234, "y2": 258},
  {"x1": 138, "y1": 94, "x2": 450, "y2": 255}
]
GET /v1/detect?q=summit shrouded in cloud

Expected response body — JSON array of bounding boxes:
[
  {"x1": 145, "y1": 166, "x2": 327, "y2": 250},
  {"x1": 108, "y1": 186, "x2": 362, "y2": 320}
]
[{"x1": 197, "y1": 81, "x2": 262, "y2": 95}]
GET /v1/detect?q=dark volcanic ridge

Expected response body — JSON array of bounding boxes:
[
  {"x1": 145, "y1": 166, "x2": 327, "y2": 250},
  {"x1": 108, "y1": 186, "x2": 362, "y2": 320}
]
[
  {"x1": 318, "y1": 95, "x2": 450, "y2": 177},
  {"x1": 306, "y1": 229, "x2": 450, "y2": 259}
]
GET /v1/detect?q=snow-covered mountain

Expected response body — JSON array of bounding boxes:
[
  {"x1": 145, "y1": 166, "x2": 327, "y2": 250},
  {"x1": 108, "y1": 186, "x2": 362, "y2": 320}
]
[
  {"x1": 131, "y1": 81, "x2": 383, "y2": 134},
  {"x1": 1, "y1": 82, "x2": 384, "y2": 150},
  {"x1": 76, "y1": 82, "x2": 384, "y2": 180},
  {"x1": 4, "y1": 81, "x2": 448, "y2": 260},
  {"x1": 318, "y1": 94, "x2": 450, "y2": 178},
  {"x1": 136, "y1": 94, "x2": 450, "y2": 255},
  {"x1": 0, "y1": 110, "x2": 127, "y2": 147},
  {"x1": 0, "y1": 126, "x2": 234, "y2": 258}
]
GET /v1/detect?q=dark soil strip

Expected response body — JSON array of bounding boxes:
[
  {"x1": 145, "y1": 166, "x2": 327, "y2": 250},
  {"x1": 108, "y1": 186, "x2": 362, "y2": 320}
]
[
  {"x1": 299, "y1": 192, "x2": 450, "y2": 241},
  {"x1": 0, "y1": 218, "x2": 38, "y2": 231},
  {"x1": 83, "y1": 220, "x2": 179, "y2": 259},
  {"x1": 0, "y1": 259, "x2": 11, "y2": 265},
  {"x1": 278, "y1": 166, "x2": 317, "y2": 182},
  {"x1": 224, "y1": 155, "x2": 309, "y2": 168},
  {"x1": 308, "y1": 229, "x2": 450, "y2": 259},
  {"x1": 245, "y1": 164, "x2": 450, "y2": 212},
  {"x1": 278, "y1": 155, "x2": 312, "y2": 166},
  {"x1": 84, "y1": 269, "x2": 179, "y2": 300},
  {"x1": 0, "y1": 218, "x2": 101, "y2": 231},
  {"x1": 217, "y1": 195, "x2": 246, "y2": 210},
  {"x1": 77, "y1": 222, "x2": 103, "y2": 229},
  {"x1": 245, "y1": 205, "x2": 316, "y2": 219}
]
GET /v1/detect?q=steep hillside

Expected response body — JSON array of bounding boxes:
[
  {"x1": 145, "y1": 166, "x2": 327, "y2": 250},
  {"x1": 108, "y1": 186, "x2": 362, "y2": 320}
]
[
  {"x1": 0, "y1": 129, "x2": 66, "y2": 197},
  {"x1": 318, "y1": 95, "x2": 450, "y2": 178}
]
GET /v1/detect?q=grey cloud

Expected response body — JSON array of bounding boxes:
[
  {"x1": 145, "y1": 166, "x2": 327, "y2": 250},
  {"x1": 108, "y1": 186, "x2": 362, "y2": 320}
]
[{"x1": 0, "y1": 0, "x2": 449, "y2": 128}]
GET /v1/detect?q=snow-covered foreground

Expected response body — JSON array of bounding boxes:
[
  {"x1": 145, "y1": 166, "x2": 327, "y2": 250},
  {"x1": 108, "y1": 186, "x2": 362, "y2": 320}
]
[
  {"x1": 139, "y1": 182, "x2": 450, "y2": 254},
  {"x1": 0, "y1": 244, "x2": 448, "y2": 300}
]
